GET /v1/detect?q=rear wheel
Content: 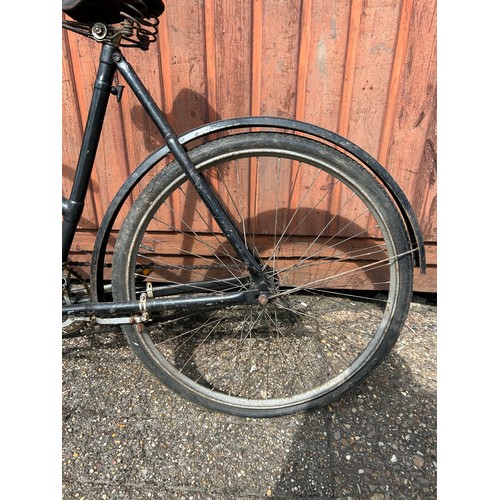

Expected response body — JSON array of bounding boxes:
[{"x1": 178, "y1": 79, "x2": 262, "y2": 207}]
[{"x1": 112, "y1": 133, "x2": 413, "y2": 417}]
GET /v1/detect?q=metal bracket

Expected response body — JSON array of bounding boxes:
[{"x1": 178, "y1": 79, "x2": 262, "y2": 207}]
[
  {"x1": 111, "y1": 84, "x2": 125, "y2": 102},
  {"x1": 139, "y1": 292, "x2": 150, "y2": 322},
  {"x1": 62, "y1": 314, "x2": 147, "y2": 329}
]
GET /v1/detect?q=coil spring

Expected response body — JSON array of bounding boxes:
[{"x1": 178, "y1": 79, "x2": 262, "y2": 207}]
[
  {"x1": 62, "y1": 1, "x2": 160, "y2": 50},
  {"x1": 119, "y1": 1, "x2": 159, "y2": 50}
]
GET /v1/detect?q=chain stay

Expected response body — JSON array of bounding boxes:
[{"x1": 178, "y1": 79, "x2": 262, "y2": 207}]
[{"x1": 63, "y1": 261, "x2": 249, "y2": 332}]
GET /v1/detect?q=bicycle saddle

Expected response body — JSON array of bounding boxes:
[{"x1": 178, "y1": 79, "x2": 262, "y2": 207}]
[{"x1": 62, "y1": 0, "x2": 165, "y2": 24}]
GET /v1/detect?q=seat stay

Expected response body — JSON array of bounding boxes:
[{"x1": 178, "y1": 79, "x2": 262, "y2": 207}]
[{"x1": 113, "y1": 48, "x2": 271, "y2": 292}]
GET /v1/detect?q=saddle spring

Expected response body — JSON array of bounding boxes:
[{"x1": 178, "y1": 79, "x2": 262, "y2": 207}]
[{"x1": 62, "y1": 1, "x2": 160, "y2": 50}]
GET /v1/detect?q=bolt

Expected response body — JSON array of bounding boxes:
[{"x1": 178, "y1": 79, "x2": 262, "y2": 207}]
[
  {"x1": 91, "y1": 23, "x2": 108, "y2": 40},
  {"x1": 258, "y1": 293, "x2": 268, "y2": 306}
]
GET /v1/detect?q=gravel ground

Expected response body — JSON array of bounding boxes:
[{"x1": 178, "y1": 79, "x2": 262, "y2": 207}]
[{"x1": 62, "y1": 295, "x2": 436, "y2": 499}]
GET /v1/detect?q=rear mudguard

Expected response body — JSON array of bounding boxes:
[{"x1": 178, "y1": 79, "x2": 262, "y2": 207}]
[{"x1": 90, "y1": 116, "x2": 426, "y2": 301}]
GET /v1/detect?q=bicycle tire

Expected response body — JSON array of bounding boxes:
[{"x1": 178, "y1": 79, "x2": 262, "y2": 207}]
[{"x1": 112, "y1": 132, "x2": 413, "y2": 417}]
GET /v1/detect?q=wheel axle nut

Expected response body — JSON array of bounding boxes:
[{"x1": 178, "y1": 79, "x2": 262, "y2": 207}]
[{"x1": 258, "y1": 293, "x2": 268, "y2": 306}]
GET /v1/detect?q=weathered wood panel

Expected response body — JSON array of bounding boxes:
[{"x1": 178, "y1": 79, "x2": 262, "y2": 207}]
[
  {"x1": 63, "y1": 0, "x2": 437, "y2": 292},
  {"x1": 385, "y1": 0, "x2": 437, "y2": 241}
]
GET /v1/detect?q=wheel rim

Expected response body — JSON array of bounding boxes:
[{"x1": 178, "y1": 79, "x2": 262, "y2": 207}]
[{"x1": 115, "y1": 134, "x2": 411, "y2": 412}]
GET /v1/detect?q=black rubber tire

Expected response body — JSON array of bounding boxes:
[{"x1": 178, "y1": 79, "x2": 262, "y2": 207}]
[{"x1": 112, "y1": 133, "x2": 413, "y2": 417}]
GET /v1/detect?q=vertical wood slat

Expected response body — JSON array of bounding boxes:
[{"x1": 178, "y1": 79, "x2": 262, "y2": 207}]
[
  {"x1": 258, "y1": 0, "x2": 301, "y2": 118},
  {"x1": 63, "y1": 0, "x2": 437, "y2": 289},
  {"x1": 295, "y1": 0, "x2": 312, "y2": 121},
  {"x1": 162, "y1": 3, "x2": 208, "y2": 134},
  {"x1": 204, "y1": 0, "x2": 218, "y2": 123},
  {"x1": 160, "y1": 2, "x2": 210, "y2": 232},
  {"x1": 385, "y1": 0, "x2": 437, "y2": 240},
  {"x1": 214, "y1": 0, "x2": 253, "y2": 119},
  {"x1": 301, "y1": 0, "x2": 350, "y2": 133},
  {"x1": 338, "y1": 0, "x2": 363, "y2": 137},
  {"x1": 251, "y1": 0, "x2": 263, "y2": 117},
  {"x1": 347, "y1": 0, "x2": 402, "y2": 157},
  {"x1": 378, "y1": 0, "x2": 414, "y2": 167}
]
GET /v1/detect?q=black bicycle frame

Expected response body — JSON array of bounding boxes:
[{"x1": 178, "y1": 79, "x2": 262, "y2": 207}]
[{"x1": 62, "y1": 43, "x2": 269, "y2": 319}]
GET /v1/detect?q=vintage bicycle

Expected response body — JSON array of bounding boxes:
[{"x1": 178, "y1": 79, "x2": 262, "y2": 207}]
[{"x1": 62, "y1": 0, "x2": 426, "y2": 417}]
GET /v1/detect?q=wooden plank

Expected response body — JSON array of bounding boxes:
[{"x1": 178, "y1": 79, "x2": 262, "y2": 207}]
[
  {"x1": 346, "y1": 0, "x2": 402, "y2": 157},
  {"x1": 133, "y1": 255, "x2": 400, "y2": 291},
  {"x1": 378, "y1": 0, "x2": 414, "y2": 167},
  {"x1": 301, "y1": 0, "x2": 351, "y2": 132},
  {"x1": 158, "y1": 2, "x2": 211, "y2": 232},
  {"x1": 413, "y1": 266, "x2": 436, "y2": 294},
  {"x1": 416, "y1": 103, "x2": 437, "y2": 241},
  {"x1": 132, "y1": 234, "x2": 393, "y2": 263},
  {"x1": 295, "y1": 0, "x2": 312, "y2": 121},
  {"x1": 248, "y1": 0, "x2": 303, "y2": 238},
  {"x1": 159, "y1": 3, "x2": 209, "y2": 134},
  {"x1": 214, "y1": 0, "x2": 253, "y2": 119},
  {"x1": 258, "y1": 0, "x2": 301, "y2": 117},
  {"x1": 204, "y1": 0, "x2": 218, "y2": 123},
  {"x1": 251, "y1": 0, "x2": 263, "y2": 117},
  {"x1": 67, "y1": 250, "x2": 436, "y2": 293},
  {"x1": 70, "y1": 230, "x2": 436, "y2": 293},
  {"x1": 384, "y1": 0, "x2": 437, "y2": 242},
  {"x1": 71, "y1": 230, "x2": 436, "y2": 265},
  {"x1": 75, "y1": 255, "x2": 435, "y2": 293},
  {"x1": 338, "y1": 0, "x2": 363, "y2": 136}
]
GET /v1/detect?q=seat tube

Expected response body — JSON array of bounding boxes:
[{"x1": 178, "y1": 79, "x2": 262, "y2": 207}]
[{"x1": 62, "y1": 44, "x2": 117, "y2": 262}]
